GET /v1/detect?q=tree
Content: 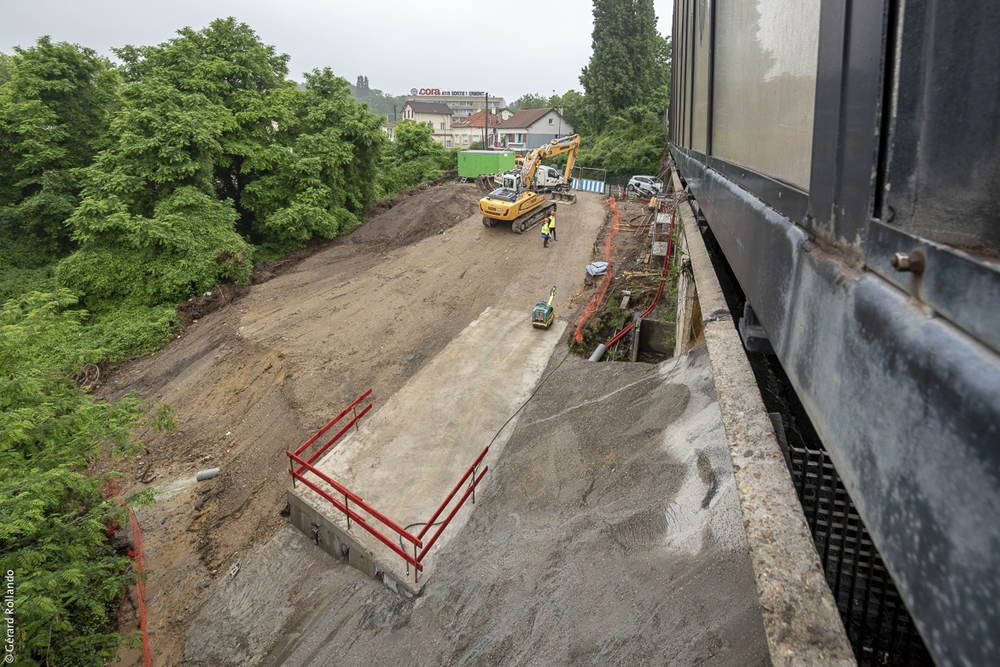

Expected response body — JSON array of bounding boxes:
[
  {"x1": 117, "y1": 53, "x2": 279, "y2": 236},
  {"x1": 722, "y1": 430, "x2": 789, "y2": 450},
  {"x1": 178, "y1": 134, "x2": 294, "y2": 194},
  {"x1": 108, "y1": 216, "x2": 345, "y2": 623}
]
[
  {"x1": 377, "y1": 119, "x2": 457, "y2": 196},
  {"x1": 549, "y1": 90, "x2": 587, "y2": 134},
  {"x1": 0, "y1": 290, "x2": 173, "y2": 666},
  {"x1": 240, "y1": 68, "x2": 387, "y2": 254},
  {"x1": 60, "y1": 18, "x2": 391, "y2": 304},
  {"x1": 0, "y1": 38, "x2": 117, "y2": 253},
  {"x1": 348, "y1": 79, "x2": 405, "y2": 121},
  {"x1": 114, "y1": 17, "x2": 292, "y2": 238},
  {"x1": 61, "y1": 70, "x2": 253, "y2": 309},
  {"x1": 576, "y1": 106, "x2": 667, "y2": 176},
  {"x1": 509, "y1": 92, "x2": 550, "y2": 113},
  {"x1": 580, "y1": 0, "x2": 662, "y2": 131},
  {"x1": 392, "y1": 118, "x2": 436, "y2": 161},
  {"x1": 646, "y1": 34, "x2": 671, "y2": 117},
  {"x1": 0, "y1": 53, "x2": 13, "y2": 87}
]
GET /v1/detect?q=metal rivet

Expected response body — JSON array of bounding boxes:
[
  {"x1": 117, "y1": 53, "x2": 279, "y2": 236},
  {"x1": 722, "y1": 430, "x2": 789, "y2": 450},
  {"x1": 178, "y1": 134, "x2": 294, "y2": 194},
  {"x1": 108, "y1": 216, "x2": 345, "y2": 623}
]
[{"x1": 891, "y1": 249, "x2": 926, "y2": 274}]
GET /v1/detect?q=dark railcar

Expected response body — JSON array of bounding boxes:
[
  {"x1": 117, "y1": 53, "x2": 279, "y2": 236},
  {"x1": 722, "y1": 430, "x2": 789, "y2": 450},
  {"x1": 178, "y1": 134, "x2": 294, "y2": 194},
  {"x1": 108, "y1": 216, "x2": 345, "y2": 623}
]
[{"x1": 670, "y1": 1, "x2": 1000, "y2": 665}]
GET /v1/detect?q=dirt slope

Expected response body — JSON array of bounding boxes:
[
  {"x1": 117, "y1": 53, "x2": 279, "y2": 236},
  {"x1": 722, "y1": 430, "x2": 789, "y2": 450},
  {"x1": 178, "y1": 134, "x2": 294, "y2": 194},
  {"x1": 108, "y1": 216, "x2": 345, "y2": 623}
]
[
  {"x1": 187, "y1": 348, "x2": 769, "y2": 667},
  {"x1": 96, "y1": 183, "x2": 610, "y2": 666}
]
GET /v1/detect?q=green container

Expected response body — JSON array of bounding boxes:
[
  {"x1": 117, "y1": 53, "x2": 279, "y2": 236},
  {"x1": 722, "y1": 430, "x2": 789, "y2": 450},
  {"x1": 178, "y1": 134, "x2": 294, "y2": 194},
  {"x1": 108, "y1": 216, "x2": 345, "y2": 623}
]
[{"x1": 458, "y1": 150, "x2": 516, "y2": 178}]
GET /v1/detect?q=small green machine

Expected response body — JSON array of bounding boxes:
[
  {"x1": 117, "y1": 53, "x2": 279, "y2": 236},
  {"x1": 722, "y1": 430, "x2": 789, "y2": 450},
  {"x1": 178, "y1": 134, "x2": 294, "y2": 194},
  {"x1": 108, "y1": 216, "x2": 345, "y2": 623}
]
[{"x1": 532, "y1": 286, "x2": 557, "y2": 330}]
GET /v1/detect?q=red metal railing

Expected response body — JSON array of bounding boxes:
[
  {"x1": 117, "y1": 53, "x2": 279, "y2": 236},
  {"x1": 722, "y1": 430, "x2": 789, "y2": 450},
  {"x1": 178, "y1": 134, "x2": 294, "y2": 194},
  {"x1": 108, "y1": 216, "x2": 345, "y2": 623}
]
[
  {"x1": 288, "y1": 390, "x2": 490, "y2": 583},
  {"x1": 291, "y1": 388, "x2": 372, "y2": 474}
]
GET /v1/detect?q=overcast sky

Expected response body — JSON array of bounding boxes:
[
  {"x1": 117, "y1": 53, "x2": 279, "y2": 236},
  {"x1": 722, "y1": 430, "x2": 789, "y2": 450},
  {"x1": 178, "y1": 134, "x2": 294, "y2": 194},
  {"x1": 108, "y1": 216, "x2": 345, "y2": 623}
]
[{"x1": 1, "y1": 0, "x2": 673, "y2": 104}]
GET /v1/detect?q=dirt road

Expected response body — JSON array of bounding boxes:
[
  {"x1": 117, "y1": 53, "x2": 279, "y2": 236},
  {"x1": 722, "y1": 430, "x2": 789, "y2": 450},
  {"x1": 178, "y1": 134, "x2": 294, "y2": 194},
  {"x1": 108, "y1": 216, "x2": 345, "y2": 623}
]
[{"x1": 99, "y1": 184, "x2": 610, "y2": 666}]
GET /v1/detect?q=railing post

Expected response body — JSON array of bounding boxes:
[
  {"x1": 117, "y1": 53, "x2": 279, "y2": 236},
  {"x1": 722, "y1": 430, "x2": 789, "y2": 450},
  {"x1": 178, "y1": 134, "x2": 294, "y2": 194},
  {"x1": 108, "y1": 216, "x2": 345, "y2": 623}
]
[
  {"x1": 414, "y1": 542, "x2": 419, "y2": 584},
  {"x1": 345, "y1": 493, "x2": 351, "y2": 529},
  {"x1": 288, "y1": 453, "x2": 296, "y2": 488}
]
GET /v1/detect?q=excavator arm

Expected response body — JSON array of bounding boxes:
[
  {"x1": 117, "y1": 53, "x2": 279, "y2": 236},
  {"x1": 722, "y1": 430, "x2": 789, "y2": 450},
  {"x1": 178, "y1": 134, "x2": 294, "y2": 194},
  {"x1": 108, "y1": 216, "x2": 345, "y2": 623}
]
[
  {"x1": 478, "y1": 134, "x2": 580, "y2": 233},
  {"x1": 519, "y1": 134, "x2": 579, "y2": 191}
]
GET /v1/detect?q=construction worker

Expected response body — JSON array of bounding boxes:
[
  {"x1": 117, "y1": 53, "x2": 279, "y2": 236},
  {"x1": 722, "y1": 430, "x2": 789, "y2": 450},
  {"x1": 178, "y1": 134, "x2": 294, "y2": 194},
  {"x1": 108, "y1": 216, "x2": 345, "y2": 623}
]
[
  {"x1": 541, "y1": 217, "x2": 552, "y2": 248},
  {"x1": 547, "y1": 211, "x2": 556, "y2": 241}
]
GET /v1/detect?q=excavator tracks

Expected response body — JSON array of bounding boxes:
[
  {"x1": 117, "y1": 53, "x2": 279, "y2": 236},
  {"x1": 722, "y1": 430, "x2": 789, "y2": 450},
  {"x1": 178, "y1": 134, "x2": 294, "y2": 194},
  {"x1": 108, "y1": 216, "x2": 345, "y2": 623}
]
[{"x1": 510, "y1": 203, "x2": 556, "y2": 234}]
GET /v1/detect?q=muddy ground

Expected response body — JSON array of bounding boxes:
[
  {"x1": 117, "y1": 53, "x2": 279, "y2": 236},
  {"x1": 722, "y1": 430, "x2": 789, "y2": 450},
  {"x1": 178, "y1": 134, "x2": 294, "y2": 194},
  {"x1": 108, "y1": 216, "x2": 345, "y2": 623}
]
[
  {"x1": 188, "y1": 347, "x2": 769, "y2": 667},
  {"x1": 95, "y1": 183, "x2": 646, "y2": 666}
]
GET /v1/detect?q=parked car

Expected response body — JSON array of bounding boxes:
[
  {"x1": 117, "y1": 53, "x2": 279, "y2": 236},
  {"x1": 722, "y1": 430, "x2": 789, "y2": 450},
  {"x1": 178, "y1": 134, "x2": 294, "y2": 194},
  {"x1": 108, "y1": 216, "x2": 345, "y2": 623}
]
[{"x1": 627, "y1": 175, "x2": 664, "y2": 197}]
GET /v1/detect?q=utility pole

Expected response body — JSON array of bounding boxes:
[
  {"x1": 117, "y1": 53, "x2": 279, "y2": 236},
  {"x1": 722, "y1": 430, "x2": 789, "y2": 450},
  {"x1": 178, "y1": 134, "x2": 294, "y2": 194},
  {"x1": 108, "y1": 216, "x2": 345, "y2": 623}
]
[{"x1": 483, "y1": 92, "x2": 488, "y2": 148}]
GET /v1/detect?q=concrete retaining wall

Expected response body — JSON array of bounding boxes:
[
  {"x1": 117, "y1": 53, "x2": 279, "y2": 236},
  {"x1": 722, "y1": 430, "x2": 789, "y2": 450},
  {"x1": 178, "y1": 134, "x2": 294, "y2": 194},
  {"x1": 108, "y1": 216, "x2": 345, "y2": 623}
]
[{"x1": 287, "y1": 490, "x2": 416, "y2": 597}]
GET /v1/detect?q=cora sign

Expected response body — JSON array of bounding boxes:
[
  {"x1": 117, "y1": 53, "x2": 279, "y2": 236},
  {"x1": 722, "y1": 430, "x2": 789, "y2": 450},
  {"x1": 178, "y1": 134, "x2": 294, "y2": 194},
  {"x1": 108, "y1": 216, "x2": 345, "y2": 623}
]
[{"x1": 412, "y1": 88, "x2": 441, "y2": 95}]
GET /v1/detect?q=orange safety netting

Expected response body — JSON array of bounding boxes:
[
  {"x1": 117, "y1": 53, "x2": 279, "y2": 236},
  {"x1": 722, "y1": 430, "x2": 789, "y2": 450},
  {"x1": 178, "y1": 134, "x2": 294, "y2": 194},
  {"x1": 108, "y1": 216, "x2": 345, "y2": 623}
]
[
  {"x1": 104, "y1": 481, "x2": 153, "y2": 667},
  {"x1": 573, "y1": 197, "x2": 621, "y2": 343}
]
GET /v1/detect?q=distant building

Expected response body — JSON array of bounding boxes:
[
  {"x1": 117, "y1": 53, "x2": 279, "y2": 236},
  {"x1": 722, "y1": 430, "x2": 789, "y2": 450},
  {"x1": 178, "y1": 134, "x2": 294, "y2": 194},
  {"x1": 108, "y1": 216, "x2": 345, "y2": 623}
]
[
  {"x1": 497, "y1": 108, "x2": 575, "y2": 150},
  {"x1": 452, "y1": 110, "x2": 503, "y2": 148},
  {"x1": 400, "y1": 101, "x2": 454, "y2": 146},
  {"x1": 405, "y1": 89, "x2": 506, "y2": 120},
  {"x1": 381, "y1": 121, "x2": 397, "y2": 141}
]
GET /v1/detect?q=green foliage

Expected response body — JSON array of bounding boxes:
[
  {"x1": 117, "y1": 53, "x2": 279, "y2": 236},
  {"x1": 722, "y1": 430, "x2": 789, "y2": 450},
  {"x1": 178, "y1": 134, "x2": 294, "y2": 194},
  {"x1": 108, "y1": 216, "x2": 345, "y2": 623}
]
[
  {"x1": 78, "y1": 304, "x2": 178, "y2": 360},
  {"x1": 0, "y1": 37, "x2": 118, "y2": 253},
  {"x1": 113, "y1": 18, "x2": 291, "y2": 232},
  {"x1": 509, "y1": 92, "x2": 550, "y2": 113},
  {"x1": 0, "y1": 230, "x2": 60, "y2": 304},
  {"x1": 652, "y1": 34, "x2": 672, "y2": 113},
  {"x1": 348, "y1": 76, "x2": 405, "y2": 121},
  {"x1": 577, "y1": 106, "x2": 667, "y2": 176},
  {"x1": 392, "y1": 118, "x2": 436, "y2": 161},
  {"x1": 57, "y1": 18, "x2": 389, "y2": 305},
  {"x1": 242, "y1": 68, "x2": 387, "y2": 254},
  {"x1": 0, "y1": 53, "x2": 13, "y2": 87},
  {"x1": 549, "y1": 89, "x2": 587, "y2": 134},
  {"x1": 580, "y1": 0, "x2": 663, "y2": 131},
  {"x1": 63, "y1": 184, "x2": 251, "y2": 310},
  {"x1": 0, "y1": 291, "x2": 173, "y2": 666},
  {"x1": 377, "y1": 120, "x2": 456, "y2": 198}
]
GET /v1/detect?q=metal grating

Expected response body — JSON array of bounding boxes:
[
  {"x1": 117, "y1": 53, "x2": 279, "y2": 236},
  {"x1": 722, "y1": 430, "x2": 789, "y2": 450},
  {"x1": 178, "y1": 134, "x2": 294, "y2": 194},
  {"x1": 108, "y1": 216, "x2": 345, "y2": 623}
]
[{"x1": 788, "y1": 443, "x2": 935, "y2": 666}]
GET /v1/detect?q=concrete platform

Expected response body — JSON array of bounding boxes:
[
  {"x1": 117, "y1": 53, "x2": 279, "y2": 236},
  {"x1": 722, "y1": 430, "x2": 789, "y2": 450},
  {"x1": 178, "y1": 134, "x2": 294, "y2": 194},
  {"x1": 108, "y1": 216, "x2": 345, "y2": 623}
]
[{"x1": 289, "y1": 307, "x2": 566, "y2": 595}]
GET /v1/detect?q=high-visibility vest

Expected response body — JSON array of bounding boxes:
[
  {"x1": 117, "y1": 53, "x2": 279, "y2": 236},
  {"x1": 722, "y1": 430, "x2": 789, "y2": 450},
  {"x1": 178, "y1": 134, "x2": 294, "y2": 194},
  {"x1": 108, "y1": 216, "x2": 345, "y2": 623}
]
[
  {"x1": 548, "y1": 214, "x2": 555, "y2": 228},
  {"x1": 541, "y1": 221, "x2": 551, "y2": 236}
]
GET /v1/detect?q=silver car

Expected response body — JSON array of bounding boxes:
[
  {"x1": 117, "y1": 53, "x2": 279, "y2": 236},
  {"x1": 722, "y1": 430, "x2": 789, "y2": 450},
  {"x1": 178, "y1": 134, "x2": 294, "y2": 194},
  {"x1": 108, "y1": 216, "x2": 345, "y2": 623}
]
[{"x1": 627, "y1": 175, "x2": 664, "y2": 197}]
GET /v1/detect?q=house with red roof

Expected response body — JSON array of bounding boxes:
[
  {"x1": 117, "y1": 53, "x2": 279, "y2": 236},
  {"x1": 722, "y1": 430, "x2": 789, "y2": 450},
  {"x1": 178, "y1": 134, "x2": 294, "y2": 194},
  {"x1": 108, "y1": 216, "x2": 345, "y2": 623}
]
[
  {"x1": 452, "y1": 110, "x2": 503, "y2": 148},
  {"x1": 496, "y1": 108, "x2": 575, "y2": 150}
]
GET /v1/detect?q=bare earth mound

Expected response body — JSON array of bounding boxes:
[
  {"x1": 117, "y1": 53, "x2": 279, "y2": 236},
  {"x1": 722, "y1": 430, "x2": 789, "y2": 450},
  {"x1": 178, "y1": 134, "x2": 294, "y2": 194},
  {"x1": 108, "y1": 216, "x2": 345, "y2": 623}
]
[{"x1": 347, "y1": 182, "x2": 482, "y2": 250}]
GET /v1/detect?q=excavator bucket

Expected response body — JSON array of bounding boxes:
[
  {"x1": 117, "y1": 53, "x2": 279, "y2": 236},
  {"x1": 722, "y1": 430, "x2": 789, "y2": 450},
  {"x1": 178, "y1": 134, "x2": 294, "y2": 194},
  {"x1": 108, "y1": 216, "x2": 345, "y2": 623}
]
[
  {"x1": 550, "y1": 190, "x2": 577, "y2": 205},
  {"x1": 475, "y1": 174, "x2": 499, "y2": 192}
]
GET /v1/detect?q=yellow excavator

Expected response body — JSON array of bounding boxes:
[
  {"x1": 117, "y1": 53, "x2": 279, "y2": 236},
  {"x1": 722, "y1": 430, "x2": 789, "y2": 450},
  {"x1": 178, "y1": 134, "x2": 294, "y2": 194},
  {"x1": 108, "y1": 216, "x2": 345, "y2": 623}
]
[{"x1": 479, "y1": 134, "x2": 579, "y2": 234}]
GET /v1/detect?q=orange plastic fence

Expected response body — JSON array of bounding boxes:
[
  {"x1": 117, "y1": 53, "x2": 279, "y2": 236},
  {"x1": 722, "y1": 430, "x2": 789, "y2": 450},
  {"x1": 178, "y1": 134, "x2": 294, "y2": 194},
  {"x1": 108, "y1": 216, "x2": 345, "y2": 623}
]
[
  {"x1": 573, "y1": 197, "x2": 621, "y2": 343},
  {"x1": 104, "y1": 481, "x2": 153, "y2": 667}
]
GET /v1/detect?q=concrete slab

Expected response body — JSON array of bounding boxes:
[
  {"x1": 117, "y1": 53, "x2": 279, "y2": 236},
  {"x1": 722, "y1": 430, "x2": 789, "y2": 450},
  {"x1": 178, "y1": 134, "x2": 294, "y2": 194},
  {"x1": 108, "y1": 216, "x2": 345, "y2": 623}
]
[
  {"x1": 290, "y1": 307, "x2": 567, "y2": 593},
  {"x1": 254, "y1": 347, "x2": 771, "y2": 667}
]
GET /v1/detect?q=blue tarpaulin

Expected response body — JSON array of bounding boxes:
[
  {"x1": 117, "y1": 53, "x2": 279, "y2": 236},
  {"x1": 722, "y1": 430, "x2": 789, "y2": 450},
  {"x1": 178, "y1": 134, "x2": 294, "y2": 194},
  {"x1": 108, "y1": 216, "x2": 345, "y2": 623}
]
[{"x1": 586, "y1": 262, "x2": 609, "y2": 276}]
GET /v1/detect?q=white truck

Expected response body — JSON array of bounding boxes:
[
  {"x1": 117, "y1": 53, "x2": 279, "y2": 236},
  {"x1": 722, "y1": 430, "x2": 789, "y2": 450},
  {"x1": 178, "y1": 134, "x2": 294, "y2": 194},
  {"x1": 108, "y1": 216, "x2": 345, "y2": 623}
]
[{"x1": 497, "y1": 163, "x2": 567, "y2": 192}]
